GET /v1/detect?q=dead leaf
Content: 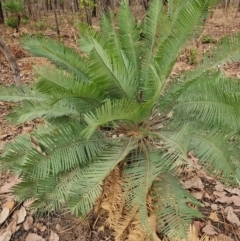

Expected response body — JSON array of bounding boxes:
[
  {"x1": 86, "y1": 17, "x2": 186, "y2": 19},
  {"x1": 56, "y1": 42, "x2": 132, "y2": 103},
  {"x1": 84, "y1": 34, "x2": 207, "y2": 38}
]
[
  {"x1": 191, "y1": 191, "x2": 203, "y2": 200},
  {"x1": 225, "y1": 187, "x2": 240, "y2": 195},
  {"x1": 17, "y1": 206, "x2": 26, "y2": 224},
  {"x1": 193, "y1": 221, "x2": 204, "y2": 233},
  {"x1": 0, "y1": 183, "x2": 15, "y2": 194},
  {"x1": 226, "y1": 208, "x2": 240, "y2": 226},
  {"x1": 23, "y1": 216, "x2": 33, "y2": 230},
  {"x1": 25, "y1": 233, "x2": 46, "y2": 241},
  {"x1": 213, "y1": 191, "x2": 226, "y2": 197},
  {"x1": 0, "y1": 207, "x2": 10, "y2": 224},
  {"x1": 49, "y1": 231, "x2": 59, "y2": 241},
  {"x1": 215, "y1": 183, "x2": 224, "y2": 192},
  {"x1": 216, "y1": 196, "x2": 232, "y2": 204},
  {"x1": 209, "y1": 212, "x2": 219, "y2": 222},
  {"x1": 36, "y1": 223, "x2": 46, "y2": 232},
  {"x1": 204, "y1": 192, "x2": 214, "y2": 200},
  {"x1": 225, "y1": 206, "x2": 233, "y2": 213},
  {"x1": 6, "y1": 220, "x2": 17, "y2": 233},
  {"x1": 211, "y1": 204, "x2": 218, "y2": 211},
  {"x1": 183, "y1": 176, "x2": 204, "y2": 189},
  {"x1": 3, "y1": 201, "x2": 15, "y2": 210},
  {"x1": 204, "y1": 202, "x2": 210, "y2": 207},
  {"x1": 217, "y1": 234, "x2": 235, "y2": 241},
  {"x1": 7, "y1": 175, "x2": 21, "y2": 183},
  {"x1": 197, "y1": 170, "x2": 214, "y2": 182},
  {"x1": 23, "y1": 199, "x2": 35, "y2": 208},
  {"x1": 12, "y1": 210, "x2": 19, "y2": 219},
  {"x1": 0, "y1": 175, "x2": 21, "y2": 194},
  {"x1": 55, "y1": 224, "x2": 61, "y2": 231},
  {"x1": 0, "y1": 231, "x2": 11, "y2": 241},
  {"x1": 202, "y1": 224, "x2": 218, "y2": 235},
  {"x1": 231, "y1": 196, "x2": 240, "y2": 206},
  {"x1": 188, "y1": 152, "x2": 201, "y2": 169}
]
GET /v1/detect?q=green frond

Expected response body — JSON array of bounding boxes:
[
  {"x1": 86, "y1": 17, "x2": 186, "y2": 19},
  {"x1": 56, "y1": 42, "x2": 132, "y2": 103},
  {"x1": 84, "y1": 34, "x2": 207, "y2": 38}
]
[
  {"x1": 23, "y1": 37, "x2": 89, "y2": 81},
  {"x1": 155, "y1": 0, "x2": 214, "y2": 78},
  {"x1": 68, "y1": 138, "x2": 138, "y2": 217},
  {"x1": 141, "y1": 63, "x2": 165, "y2": 102},
  {"x1": 78, "y1": 22, "x2": 103, "y2": 53},
  {"x1": 7, "y1": 100, "x2": 81, "y2": 124},
  {"x1": 117, "y1": 0, "x2": 140, "y2": 70},
  {"x1": 11, "y1": 178, "x2": 38, "y2": 204},
  {"x1": 0, "y1": 134, "x2": 32, "y2": 172},
  {"x1": 87, "y1": 38, "x2": 137, "y2": 99},
  {"x1": 122, "y1": 148, "x2": 165, "y2": 236},
  {"x1": 34, "y1": 66, "x2": 103, "y2": 106},
  {"x1": 158, "y1": 70, "x2": 223, "y2": 113},
  {"x1": 83, "y1": 99, "x2": 139, "y2": 139},
  {"x1": 100, "y1": 12, "x2": 123, "y2": 63},
  {"x1": 200, "y1": 33, "x2": 240, "y2": 70},
  {"x1": 21, "y1": 122, "x2": 107, "y2": 179},
  {"x1": 152, "y1": 172, "x2": 202, "y2": 238},
  {"x1": 172, "y1": 75, "x2": 240, "y2": 130},
  {"x1": 143, "y1": 0, "x2": 162, "y2": 59},
  {"x1": 166, "y1": 33, "x2": 240, "y2": 100},
  {"x1": 153, "y1": 125, "x2": 190, "y2": 171},
  {"x1": 0, "y1": 85, "x2": 46, "y2": 102},
  {"x1": 13, "y1": 167, "x2": 83, "y2": 213},
  {"x1": 188, "y1": 128, "x2": 237, "y2": 182}
]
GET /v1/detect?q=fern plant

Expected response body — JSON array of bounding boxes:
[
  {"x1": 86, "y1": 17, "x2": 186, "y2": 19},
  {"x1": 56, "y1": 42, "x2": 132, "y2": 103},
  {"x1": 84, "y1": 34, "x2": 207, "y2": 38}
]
[{"x1": 1, "y1": 0, "x2": 240, "y2": 239}]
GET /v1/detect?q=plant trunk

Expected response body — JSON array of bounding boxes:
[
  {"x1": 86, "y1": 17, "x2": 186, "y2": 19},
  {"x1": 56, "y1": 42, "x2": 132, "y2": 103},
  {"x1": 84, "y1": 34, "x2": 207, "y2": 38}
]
[{"x1": 0, "y1": 36, "x2": 22, "y2": 88}]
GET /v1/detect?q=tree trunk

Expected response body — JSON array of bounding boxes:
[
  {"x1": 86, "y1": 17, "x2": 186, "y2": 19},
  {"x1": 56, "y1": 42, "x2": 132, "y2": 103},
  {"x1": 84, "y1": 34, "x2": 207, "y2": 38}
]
[
  {"x1": 142, "y1": 0, "x2": 149, "y2": 10},
  {"x1": 34, "y1": 0, "x2": 41, "y2": 20},
  {"x1": 99, "y1": 0, "x2": 110, "y2": 14},
  {"x1": 92, "y1": 0, "x2": 97, "y2": 17},
  {"x1": 49, "y1": 0, "x2": 53, "y2": 11},
  {"x1": 75, "y1": 0, "x2": 79, "y2": 11},
  {"x1": 0, "y1": 36, "x2": 22, "y2": 88},
  {"x1": 54, "y1": 0, "x2": 60, "y2": 36},
  {"x1": 83, "y1": 2, "x2": 92, "y2": 25},
  {"x1": 0, "y1": 0, "x2": 4, "y2": 23}
]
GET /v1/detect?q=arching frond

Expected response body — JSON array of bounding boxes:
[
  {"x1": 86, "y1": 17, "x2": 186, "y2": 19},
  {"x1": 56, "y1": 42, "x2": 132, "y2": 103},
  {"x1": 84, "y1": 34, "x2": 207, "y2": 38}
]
[
  {"x1": 200, "y1": 33, "x2": 240, "y2": 70},
  {"x1": 68, "y1": 138, "x2": 138, "y2": 216},
  {"x1": 7, "y1": 100, "x2": 81, "y2": 124},
  {"x1": 152, "y1": 125, "x2": 190, "y2": 171},
  {"x1": 0, "y1": 134, "x2": 32, "y2": 172},
  {"x1": 21, "y1": 122, "x2": 107, "y2": 179},
  {"x1": 87, "y1": 38, "x2": 137, "y2": 99},
  {"x1": 118, "y1": 0, "x2": 140, "y2": 70},
  {"x1": 188, "y1": 128, "x2": 237, "y2": 182},
  {"x1": 23, "y1": 37, "x2": 89, "y2": 81},
  {"x1": 142, "y1": 0, "x2": 162, "y2": 60},
  {"x1": 34, "y1": 66, "x2": 104, "y2": 106},
  {"x1": 172, "y1": 76, "x2": 240, "y2": 130},
  {"x1": 0, "y1": 85, "x2": 46, "y2": 102},
  {"x1": 152, "y1": 173, "x2": 202, "y2": 238},
  {"x1": 155, "y1": 0, "x2": 214, "y2": 78},
  {"x1": 83, "y1": 99, "x2": 139, "y2": 139}
]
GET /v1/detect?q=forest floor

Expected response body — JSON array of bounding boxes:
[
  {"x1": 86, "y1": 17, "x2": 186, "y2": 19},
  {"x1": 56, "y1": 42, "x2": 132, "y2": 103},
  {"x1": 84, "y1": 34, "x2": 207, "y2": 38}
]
[{"x1": 1, "y1": 5, "x2": 240, "y2": 241}]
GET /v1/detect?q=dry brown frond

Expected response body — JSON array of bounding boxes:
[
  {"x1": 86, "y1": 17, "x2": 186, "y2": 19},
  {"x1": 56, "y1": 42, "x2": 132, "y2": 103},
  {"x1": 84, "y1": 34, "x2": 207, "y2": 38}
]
[{"x1": 94, "y1": 168, "x2": 228, "y2": 241}]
